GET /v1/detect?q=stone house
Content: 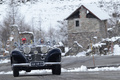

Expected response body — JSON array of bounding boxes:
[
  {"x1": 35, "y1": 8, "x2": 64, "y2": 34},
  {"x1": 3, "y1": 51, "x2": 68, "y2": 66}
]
[{"x1": 65, "y1": 4, "x2": 110, "y2": 50}]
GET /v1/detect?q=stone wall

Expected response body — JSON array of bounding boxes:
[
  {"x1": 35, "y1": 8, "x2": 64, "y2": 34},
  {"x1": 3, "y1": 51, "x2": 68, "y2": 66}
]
[
  {"x1": 68, "y1": 32, "x2": 101, "y2": 50},
  {"x1": 80, "y1": 6, "x2": 87, "y2": 18},
  {"x1": 68, "y1": 18, "x2": 101, "y2": 33},
  {"x1": 99, "y1": 20, "x2": 107, "y2": 38}
]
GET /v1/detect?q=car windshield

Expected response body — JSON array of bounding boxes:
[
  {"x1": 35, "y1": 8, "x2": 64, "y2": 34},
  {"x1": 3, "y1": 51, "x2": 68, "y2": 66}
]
[{"x1": 19, "y1": 32, "x2": 34, "y2": 45}]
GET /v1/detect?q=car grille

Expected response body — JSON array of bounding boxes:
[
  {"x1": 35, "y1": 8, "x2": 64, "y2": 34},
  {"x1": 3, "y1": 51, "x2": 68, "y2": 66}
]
[{"x1": 27, "y1": 54, "x2": 45, "y2": 62}]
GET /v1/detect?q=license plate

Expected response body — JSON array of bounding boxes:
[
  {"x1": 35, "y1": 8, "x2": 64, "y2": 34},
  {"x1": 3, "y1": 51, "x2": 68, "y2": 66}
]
[{"x1": 31, "y1": 62, "x2": 44, "y2": 67}]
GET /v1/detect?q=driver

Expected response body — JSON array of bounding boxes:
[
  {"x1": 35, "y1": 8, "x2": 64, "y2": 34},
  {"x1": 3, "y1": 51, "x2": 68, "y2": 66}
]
[{"x1": 22, "y1": 38, "x2": 27, "y2": 45}]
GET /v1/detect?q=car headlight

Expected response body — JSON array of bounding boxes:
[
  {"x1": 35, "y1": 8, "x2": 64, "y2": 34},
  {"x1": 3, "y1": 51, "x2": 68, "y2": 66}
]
[
  {"x1": 23, "y1": 45, "x2": 31, "y2": 54},
  {"x1": 41, "y1": 46, "x2": 49, "y2": 53},
  {"x1": 34, "y1": 50, "x2": 38, "y2": 54}
]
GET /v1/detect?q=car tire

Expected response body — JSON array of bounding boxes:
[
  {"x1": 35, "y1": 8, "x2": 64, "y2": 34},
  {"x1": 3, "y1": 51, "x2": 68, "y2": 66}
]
[
  {"x1": 52, "y1": 64, "x2": 61, "y2": 75},
  {"x1": 13, "y1": 67, "x2": 19, "y2": 77}
]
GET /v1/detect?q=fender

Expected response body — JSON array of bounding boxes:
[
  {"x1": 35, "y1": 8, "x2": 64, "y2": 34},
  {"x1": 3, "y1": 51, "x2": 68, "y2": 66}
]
[
  {"x1": 45, "y1": 48, "x2": 61, "y2": 62},
  {"x1": 11, "y1": 50, "x2": 27, "y2": 64}
]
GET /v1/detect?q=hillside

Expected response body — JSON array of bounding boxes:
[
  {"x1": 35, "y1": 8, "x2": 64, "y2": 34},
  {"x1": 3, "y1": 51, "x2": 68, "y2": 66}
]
[
  {"x1": 0, "y1": 0, "x2": 119, "y2": 31},
  {"x1": 0, "y1": 0, "x2": 82, "y2": 31}
]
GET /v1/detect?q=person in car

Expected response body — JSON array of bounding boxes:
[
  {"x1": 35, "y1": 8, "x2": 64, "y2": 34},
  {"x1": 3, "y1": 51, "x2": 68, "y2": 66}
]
[{"x1": 22, "y1": 38, "x2": 27, "y2": 45}]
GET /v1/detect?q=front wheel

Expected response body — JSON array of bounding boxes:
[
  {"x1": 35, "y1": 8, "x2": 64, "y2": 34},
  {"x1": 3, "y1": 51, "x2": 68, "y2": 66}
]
[
  {"x1": 52, "y1": 64, "x2": 61, "y2": 75},
  {"x1": 13, "y1": 67, "x2": 19, "y2": 77}
]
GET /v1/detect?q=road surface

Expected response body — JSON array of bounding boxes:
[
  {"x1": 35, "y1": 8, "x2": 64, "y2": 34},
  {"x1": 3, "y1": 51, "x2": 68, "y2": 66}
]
[{"x1": 0, "y1": 55, "x2": 120, "y2": 80}]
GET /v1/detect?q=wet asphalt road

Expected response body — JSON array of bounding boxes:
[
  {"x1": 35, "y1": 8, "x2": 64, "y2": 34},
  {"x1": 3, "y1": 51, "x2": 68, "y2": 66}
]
[
  {"x1": 1, "y1": 55, "x2": 120, "y2": 80},
  {"x1": 1, "y1": 71, "x2": 120, "y2": 80}
]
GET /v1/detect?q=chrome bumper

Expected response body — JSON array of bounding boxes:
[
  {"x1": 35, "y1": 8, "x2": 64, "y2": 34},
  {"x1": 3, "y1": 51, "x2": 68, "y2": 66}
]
[{"x1": 12, "y1": 62, "x2": 61, "y2": 67}]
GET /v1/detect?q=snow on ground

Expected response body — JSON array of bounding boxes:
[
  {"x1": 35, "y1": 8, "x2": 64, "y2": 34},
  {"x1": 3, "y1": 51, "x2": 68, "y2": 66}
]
[
  {"x1": 1, "y1": 65, "x2": 120, "y2": 75},
  {"x1": 62, "y1": 47, "x2": 70, "y2": 56},
  {"x1": 0, "y1": 59, "x2": 10, "y2": 64},
  {"x1": 76, "y1": 51, "x2": 86, "y2": 57},
  {"x1": 63, "y1": 65, "x2": 120, "y2": 72},
  {"x1": 113, "y1": 44, "x2": 120, "y2": 55}
]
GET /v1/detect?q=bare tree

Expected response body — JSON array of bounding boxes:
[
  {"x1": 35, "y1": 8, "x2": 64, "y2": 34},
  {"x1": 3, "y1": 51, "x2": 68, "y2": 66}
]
[
  {"x1": 34, "y1": 28, "x2": 46, "y2": 44},
  {"x1": 47, "y1": 27, "x2": 56, "y2": 41},
  {"x1": 56, "y1": 21, "x2": 68, "y2": 46},
  {"x1": 0, "y1": 0, "x2": 32, "y2": 48},
  {"x1": 17, "y1": 16, "x2": 32, "y2": 32},
  {"x1": 45, "y1": 21, "x2": 68, "y2": 46},
  {"x1": 0, "y1": 16, "x2": 11, "y2": 47}
]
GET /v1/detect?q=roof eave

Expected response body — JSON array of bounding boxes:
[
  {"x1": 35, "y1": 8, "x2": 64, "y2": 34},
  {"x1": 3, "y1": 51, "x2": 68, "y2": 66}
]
[
  {"x1": 65, "y1": 7, "x2": 81, "y2": 20},
  {"x1": 65, "y1": 5, "x2": 110, "y2": 21}
]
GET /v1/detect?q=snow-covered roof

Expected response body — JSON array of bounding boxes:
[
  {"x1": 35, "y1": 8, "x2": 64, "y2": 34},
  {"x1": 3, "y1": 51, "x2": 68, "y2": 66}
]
[
  {"x1": 84, "y1": 4, "x2": 110, "y2": 20},
  {"x1": 9, "y1": 36, "x2": 14, "y2": 41},
  {"x1": 66, "y1": 4, "x2": 110, "y2": 20},
  {"x1": 10, "y1": 24, "x2": 18, "y2": 27},
  {"x1": 19, "y1": 31, "x2": 34, "y2": 35}
]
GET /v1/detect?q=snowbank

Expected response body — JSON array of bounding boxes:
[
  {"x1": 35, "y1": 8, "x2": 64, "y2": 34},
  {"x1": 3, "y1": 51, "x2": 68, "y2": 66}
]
[
  {"x1": 113, "y1": 44, "x2": 120, "y2": 55},
  {"x1": 0, "y1": 59, "x2": 10, "y2": 64},
  {"x1": 1, "y1": 65, "x2": 120, "y2": 75},
  {"x1": 103, "y1": 37, "x2": 120, "y2": 42},
  {"x1": 76, "y1": 51, "x2": 86, "y2": 57},
  {"x1": 93, "y1": 42, "x2": 106, "y2": 48}
]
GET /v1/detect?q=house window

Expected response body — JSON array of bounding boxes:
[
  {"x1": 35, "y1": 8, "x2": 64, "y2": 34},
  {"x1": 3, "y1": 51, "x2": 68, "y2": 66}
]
[{"x1": 75, "y1": 20, "x2": 79, "y2": 27}]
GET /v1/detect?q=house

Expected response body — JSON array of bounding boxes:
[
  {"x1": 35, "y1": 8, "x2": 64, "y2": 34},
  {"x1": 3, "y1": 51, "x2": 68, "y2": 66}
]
[{"x1": 65, "y1": 4, "x2": 110, "y2": 50}]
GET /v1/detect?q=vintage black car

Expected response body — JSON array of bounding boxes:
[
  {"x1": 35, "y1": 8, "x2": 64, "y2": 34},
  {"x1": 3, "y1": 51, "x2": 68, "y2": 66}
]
[{"x1": 10, "y1": 44, "x2": 61, "y2": 77}]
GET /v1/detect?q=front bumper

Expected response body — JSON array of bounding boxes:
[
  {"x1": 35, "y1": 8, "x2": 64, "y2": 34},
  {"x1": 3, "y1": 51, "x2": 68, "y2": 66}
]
[{"x1": 12, "y1": 62, "x2": 61, "y2": 67}]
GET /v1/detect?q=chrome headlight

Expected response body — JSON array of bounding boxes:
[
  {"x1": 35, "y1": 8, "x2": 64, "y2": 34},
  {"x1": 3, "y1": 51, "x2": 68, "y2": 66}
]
[
  {"x1": 41, "y1": 46, "x2": 49, "y2": 53},
  {"x1": 23, "y1": 45, "x2": 31, "y2": 54}
]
